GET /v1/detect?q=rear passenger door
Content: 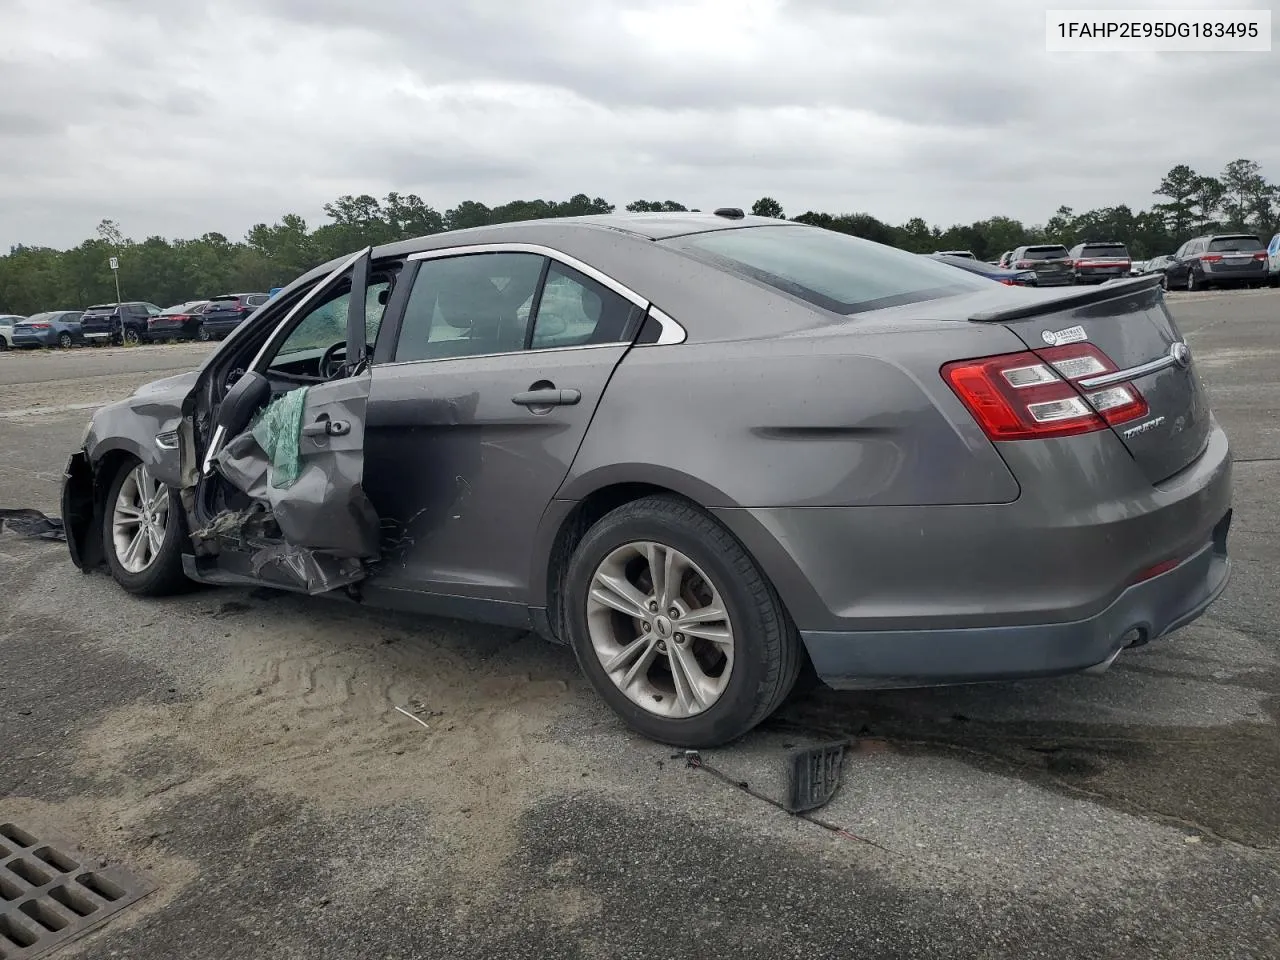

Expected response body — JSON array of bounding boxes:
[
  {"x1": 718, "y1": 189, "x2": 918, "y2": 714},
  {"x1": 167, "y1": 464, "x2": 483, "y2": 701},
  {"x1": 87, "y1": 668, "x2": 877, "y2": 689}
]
[{"x1": 361, "y1": 248, "x2": 646, "y2": 612}]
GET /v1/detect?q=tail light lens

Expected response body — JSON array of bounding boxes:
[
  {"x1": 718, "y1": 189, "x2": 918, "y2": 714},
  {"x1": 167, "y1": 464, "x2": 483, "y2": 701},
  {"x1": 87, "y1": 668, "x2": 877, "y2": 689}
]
[
  {"x1": 998, "y1": 278, "x2": 1015, "y2": 285},
  {"x1": 942, "y1": 343, "x2": 1149, "y2": 441},
  {"x1": 1253, "y1": 252, "x2": 1267, "y2": 261},
  {"x1": 1201, "y1": 254, "x2": 1223, "y2": 263},
  {"x1": 31, "y1": 323, "x2": 51, "y2": 329},
  {"x1": 1015, "y1": 260, "x2": 1033, "y2": 268},
  {"x1": 1063, "y1": 259, "x2": 1074, "y2": 267}
]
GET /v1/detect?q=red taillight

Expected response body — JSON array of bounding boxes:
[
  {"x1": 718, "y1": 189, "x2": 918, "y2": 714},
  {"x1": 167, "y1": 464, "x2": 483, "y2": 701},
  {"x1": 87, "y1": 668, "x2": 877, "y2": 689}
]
[
  {"x1": 30, "y1": 323, "x2": 51, "y2": 329},
  {"x1": 1132, "y1": 557, "x2": 1180, "y2": 584},
  {"x1": 942, "y1": 343, "x2": 1149, "y2": 441},
  {"x1": 1201, "y1": 254, "x2": 1223, "y2": 263},
  {"x1": 1254, "y1": 252, "x2": 1267, "y2": 261},
  {"x1": 1015, "y1": 260, "x2": 1033, "y2": 268},
  {"x1": 998, "y1": 278, "x2": 1016, "y2": 285},
  {"x1": 1063, "y1": 259, "x2": 1074, "y2": 267}
]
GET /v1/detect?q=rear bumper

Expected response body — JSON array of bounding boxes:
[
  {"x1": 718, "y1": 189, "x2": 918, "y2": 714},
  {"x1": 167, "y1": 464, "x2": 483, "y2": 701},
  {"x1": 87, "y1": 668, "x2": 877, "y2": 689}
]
[
  {"x1": 801, "y1": 511, "x2": 1230, "y2": 688},
  {"x1": 201, "y1": 319, "x2": 242, "y2": 337},
  {"x1": 713, "y1": 421, "x2": 1233, "y2": 688},
  {"x1": 12, "y1": 330, "x2": 58, "y2": 346},
  {"x1": 1030, "y1": 275, "x2": 1073, "y2": 286}
]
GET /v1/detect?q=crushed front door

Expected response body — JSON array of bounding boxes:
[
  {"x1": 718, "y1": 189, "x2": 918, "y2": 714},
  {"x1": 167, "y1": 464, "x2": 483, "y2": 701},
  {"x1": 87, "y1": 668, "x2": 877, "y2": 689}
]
[{"x1": 191, "y1": 248, "x2": 382, "y2": 594}]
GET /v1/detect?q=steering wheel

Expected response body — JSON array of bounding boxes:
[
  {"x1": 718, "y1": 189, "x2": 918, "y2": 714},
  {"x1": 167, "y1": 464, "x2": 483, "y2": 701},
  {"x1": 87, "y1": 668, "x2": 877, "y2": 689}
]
[{"x1": 319, "y1": 341, "x2": 374, "y2": 380}]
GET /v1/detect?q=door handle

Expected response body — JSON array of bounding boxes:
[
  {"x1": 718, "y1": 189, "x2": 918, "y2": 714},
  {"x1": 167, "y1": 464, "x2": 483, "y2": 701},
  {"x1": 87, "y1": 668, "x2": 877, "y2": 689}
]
[
  {"x1": 301, "y1": 416, "x2": 351, "y2": 437},
  {"x1": 512, "y1": 388, "x2": 581, "y2": 407}
]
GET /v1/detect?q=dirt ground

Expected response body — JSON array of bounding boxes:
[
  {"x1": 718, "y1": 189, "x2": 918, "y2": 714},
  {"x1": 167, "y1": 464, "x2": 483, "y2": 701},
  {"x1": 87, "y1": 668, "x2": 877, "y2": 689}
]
[{"x1": 2, "y1": 295, "x2": 1279, "y2": 959}]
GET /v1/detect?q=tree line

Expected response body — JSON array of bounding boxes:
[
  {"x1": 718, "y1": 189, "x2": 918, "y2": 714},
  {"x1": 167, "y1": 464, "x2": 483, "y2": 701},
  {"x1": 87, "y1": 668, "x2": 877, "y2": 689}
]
[{"x1": 1, "y1": 159, "x2": 1275, "y2": 316}]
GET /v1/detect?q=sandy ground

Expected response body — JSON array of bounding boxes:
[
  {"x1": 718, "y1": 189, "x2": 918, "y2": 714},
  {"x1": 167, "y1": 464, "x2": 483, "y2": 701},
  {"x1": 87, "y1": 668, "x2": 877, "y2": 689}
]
[{"x1": 1, "y1": 293, "x2": 1278, "y2": 959}]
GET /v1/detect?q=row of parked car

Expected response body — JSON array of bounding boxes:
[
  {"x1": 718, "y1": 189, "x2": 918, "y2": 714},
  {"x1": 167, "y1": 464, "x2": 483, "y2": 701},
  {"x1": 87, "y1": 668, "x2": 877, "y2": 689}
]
[
  {"x1": 0, "y1": 292, "x2": 271, "y2": 350},
  {"x1": 936, "y1": 231, "x2": 1280, "y2": 291}
]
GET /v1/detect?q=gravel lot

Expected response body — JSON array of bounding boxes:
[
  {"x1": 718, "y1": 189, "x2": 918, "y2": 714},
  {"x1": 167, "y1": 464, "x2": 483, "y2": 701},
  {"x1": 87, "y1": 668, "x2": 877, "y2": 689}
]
[{"x1": 1, "y1": 291, "x2": 1278, "y2": 959}]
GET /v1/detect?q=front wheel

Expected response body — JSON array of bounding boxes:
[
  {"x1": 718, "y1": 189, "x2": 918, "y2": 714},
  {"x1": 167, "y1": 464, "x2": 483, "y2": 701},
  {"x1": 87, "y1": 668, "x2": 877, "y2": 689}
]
[
  {"x1": 1187, "y1": 270, "x2": 1199, "y2": 292},
  {"x1": 58, "y1": 332, "x2": 74, "y2": 349},
  {"x1": 197, "y1": 324, "x2": 212, "y2": 342},
  {"x1": 563, "y1": 495, "x2": 802, "y2": 747},
  {"x1": 102, "y1": 458, "x2": 191, "y2": 596},
  {"x1": 122, "y1": 327, "x2": 141, "y2": 345}
]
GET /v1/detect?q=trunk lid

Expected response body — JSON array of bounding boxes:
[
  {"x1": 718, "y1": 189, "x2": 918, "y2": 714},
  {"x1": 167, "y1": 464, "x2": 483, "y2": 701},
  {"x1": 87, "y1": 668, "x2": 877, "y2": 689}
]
[{"x1": 969, "y1": 276, "x2": 1210, "y2": 484}]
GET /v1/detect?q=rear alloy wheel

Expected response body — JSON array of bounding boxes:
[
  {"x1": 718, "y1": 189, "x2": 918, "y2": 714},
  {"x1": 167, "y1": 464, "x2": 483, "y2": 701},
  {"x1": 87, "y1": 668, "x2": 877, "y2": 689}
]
[
  {"x1": 58, "y1": 332, "x2": 73, "y2": 349},
  {"x1": 564, "y1": 495, "x2": 802, "y2": 747},
  {"x1": 197, "y1": 323, "x2": 212, "y2": 342},
  {"x1": 102, "y1": 459, "x2": 190, "y2": 596},
  {"x1": 1187, "y1": 270, "x2": 1201, "y2": 292},
  {"x1": 122, "y1": 327, "x2": 141, "y2": 345}
]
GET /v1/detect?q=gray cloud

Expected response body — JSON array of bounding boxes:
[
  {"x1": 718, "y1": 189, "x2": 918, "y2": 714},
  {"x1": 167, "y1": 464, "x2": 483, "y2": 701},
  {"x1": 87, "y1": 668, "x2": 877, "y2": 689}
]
[{"x1": 0, "y1": 0, "x2": 1276, "y2": 250}]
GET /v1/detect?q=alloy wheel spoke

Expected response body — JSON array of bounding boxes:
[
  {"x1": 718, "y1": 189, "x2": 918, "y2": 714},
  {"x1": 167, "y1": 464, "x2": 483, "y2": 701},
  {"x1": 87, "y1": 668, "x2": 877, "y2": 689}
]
[
  {"x1": 603, "y1": 634, "x2": 654, "y2": 674},
  {"x1": 146, "y1": 524, "x2": 164, "y2": 556},
  {"x1": 122, "y1": 528, "x2": 147, "y2": 569},
  {"x1": 679, "y1": 623, "x2": 733, "y2": 647},
  {"x1": 149, "y1": 488, "x2": 168, "y2": 514},
  {"x1": 115, "y1": 504, "x2": 143, "y2": 522},
  {"x1": 620, "y1": 639, "x2": 660, "y2": 690},
  {"x1": 667, "y1": 643, "x2": 707, "y2": 713},
  {"x1": 590, "y1": 570, "x2": 653, "y2": 620}
]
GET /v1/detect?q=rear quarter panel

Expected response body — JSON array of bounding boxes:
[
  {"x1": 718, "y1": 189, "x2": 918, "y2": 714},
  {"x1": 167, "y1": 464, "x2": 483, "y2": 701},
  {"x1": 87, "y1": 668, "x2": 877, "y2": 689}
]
[{"x1": 562, "y1": 318, "x2": 1026, "y2": 508}]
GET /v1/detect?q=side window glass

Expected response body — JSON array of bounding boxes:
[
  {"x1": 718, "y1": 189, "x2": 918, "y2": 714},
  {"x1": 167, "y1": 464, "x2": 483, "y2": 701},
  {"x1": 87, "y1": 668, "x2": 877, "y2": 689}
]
[
  {"x1": 269, "y1": 274, "x2": 392, "y2": 370},
  {"x1": 530, "y1": 262, "x2": 637, "y2": 350},
  {"x1": 394, "y1": 253, "x2": 545, "y2": 363}
]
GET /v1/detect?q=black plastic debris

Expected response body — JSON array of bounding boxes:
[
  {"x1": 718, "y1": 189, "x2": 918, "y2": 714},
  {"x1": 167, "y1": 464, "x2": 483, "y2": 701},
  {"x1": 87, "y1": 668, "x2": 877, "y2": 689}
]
[
  {"x1": 0, "y1": 509, "x2": 66, "y2": 542},
  {"x1": 784, "y1": 741, "x2": 848, "y2": 813}
]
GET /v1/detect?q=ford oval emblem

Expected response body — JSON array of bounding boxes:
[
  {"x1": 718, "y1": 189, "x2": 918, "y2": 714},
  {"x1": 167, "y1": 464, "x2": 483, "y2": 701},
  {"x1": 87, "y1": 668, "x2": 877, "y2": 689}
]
[{"x1": 1171, "y1": 342, "x2": 1191, "y2": 368}]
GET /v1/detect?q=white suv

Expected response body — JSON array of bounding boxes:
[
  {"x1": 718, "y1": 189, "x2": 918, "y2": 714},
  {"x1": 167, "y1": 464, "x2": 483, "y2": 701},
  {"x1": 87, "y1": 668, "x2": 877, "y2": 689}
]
[{"x1": 1267, "y1": 233, "x2": 1280, "y2": 287}]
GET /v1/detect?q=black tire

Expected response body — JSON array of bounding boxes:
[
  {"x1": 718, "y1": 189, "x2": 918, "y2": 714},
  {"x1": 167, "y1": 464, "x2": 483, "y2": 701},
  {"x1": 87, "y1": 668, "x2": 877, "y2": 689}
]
[
  {"x1": 101, "y1": 457, "x2": 191, "y2": 596},
  {"x1": 58, "y1": 332, "x2": 73, "y2": 349},
  {"x1": 1187, "y1": 270, "x2": 1200, "y2": 292},
  {"x1": 0, "y1": 337, "x2": 8, "y2": 351},
  {"x1": 122, "y1": 327, "x2": 141, "y2": 346},
  {"x1": 198, "y1": 323, "x2": 212, "y2": 342},
  {"x1": 563, "y1": 494, "x2": 802, "y2": 747}
]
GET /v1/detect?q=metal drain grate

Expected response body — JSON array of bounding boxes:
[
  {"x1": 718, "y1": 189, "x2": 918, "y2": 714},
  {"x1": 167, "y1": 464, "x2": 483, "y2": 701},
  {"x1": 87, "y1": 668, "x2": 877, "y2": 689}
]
[{"x1": 0, "y1": 823, "x2": 153, "y2": 959}]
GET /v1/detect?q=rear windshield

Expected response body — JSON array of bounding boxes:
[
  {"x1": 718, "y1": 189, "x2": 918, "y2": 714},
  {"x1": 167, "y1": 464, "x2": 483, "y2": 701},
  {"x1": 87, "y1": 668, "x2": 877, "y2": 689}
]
[
  {"x1": 1207, "y1": 236, "x2": 1263, "y2": 252},
  {"x1": 25, "y1": 312, "x2": 55, "y2": 322},
  {"x1": 84, "y1": 305, "x2": 117, "y2": 313},
  {"x1": 1022, "y1": 247, "x2": 1070, "y2": 260},
  {"x1": 1080, "y1": 244, "x2": 1129, "y2": 258},
  {"x1": 661, "y1": 225, "x2": 987, "y2": 314}
]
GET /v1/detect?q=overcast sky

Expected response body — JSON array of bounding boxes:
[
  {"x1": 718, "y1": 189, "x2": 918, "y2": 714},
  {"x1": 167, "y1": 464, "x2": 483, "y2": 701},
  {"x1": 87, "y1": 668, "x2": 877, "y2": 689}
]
[{"x1": 0, "y1": 0, "x2": 1275, "y2": 250}]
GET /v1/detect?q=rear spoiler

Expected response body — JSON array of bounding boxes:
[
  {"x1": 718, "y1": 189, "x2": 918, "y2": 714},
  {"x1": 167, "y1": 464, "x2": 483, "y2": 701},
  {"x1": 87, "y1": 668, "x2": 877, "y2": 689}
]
[{"x1": 968, "y1": 274, "x2": 1163, "y2": 323}]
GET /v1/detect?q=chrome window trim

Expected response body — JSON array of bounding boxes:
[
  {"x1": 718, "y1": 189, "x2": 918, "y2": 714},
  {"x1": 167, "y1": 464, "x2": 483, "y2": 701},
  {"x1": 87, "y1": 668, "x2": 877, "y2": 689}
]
[
  {"x1": 403, "y1": 241, "x2": 689, "y2": 350},
  {"x1": 1079, "y1": 342, "x2": 1187, "y2": 390},
  {"x1": 379, "y1": 341, "x2": 624, "y2": 370},
  {"x1": 641, "y1": 306, "x2": 687, "y2": 345},
  {"x1": 407, "y1": 242, "x2": 648, "y2": 308}
]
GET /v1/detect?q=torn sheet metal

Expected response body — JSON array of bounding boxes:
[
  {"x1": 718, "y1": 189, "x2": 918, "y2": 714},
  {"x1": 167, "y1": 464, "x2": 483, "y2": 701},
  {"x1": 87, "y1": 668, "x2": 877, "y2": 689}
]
[{"x1": 201, "y1": 373, "x2": 381, "y2": 594}]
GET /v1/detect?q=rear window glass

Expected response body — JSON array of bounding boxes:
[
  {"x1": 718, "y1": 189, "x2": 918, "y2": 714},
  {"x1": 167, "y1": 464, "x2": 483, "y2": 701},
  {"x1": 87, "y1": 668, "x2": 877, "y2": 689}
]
[
  {"x1": 1021, "y1": 247, "x2": 1070, "y2": 260},
  {"x1": 26, "y1": 312, "x2": 54, "y2": 322},
  {"x1": 661, "y1": 225, "x2": 987, "y2": 314},
  {"x1": 1207, "y1": 236, "x2": 1263, "y2": 252},
  {"x1": 1080, "y1": 244, "x2": 1129, "y2": 258}
]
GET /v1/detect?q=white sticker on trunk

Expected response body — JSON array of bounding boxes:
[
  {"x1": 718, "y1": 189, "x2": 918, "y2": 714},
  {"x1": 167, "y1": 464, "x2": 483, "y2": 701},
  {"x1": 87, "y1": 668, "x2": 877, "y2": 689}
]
[{"x1": 1041, "y1": 325, "x2": 1087, "y2": 346}]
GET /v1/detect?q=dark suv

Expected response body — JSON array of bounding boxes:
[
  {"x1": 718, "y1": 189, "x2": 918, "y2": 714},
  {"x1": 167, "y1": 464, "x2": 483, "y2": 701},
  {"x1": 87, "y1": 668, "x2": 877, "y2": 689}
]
[
  {"x1": 1163, "y1": 235, "x2": 1269, "y2": 291},
  {"x1": 80, "y1": 302, "x2": 163, "y2": 345},
  {"x1": 1068, "y1": 241, "x2": 1131, "y2": 284},
  {"x1": 1007, "y1": 244, "x2": 1074, "y2": 286},
  {"x1": 199, "y1": 292, "x2": 270, "y2": 340}
]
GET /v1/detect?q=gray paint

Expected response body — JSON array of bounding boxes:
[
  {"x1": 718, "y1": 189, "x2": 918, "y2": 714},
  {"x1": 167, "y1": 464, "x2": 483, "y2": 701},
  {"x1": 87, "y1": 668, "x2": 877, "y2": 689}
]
[{"x1": 65, "y1": 213, "x2": 1234, "y2": 690}]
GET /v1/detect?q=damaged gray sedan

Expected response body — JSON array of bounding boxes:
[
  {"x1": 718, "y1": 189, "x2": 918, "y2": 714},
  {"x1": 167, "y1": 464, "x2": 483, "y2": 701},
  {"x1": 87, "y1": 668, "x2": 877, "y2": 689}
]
[{"x1": 63, "y1": 212, "x2": 1233, "y2": 747}]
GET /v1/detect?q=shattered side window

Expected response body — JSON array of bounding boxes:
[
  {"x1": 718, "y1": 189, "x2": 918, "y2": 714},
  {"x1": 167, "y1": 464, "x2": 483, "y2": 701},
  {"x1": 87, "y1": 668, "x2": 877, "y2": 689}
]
[{"x1": 271, "y1": 279, "x2": 391, "y2": 367}]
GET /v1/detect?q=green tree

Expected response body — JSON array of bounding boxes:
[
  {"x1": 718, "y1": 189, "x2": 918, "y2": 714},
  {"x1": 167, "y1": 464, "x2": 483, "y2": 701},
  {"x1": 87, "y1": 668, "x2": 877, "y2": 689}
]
[
  {"x1": 750, "y1": 196, "x2": 785, "y2": 219},
  {"x1": 1152, "y1": 165, "x2": 1200, "y2": 238}
]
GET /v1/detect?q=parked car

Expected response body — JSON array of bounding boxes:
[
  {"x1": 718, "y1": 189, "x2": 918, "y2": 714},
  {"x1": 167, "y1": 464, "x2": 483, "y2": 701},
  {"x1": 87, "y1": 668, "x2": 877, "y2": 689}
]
[
  {"x1": 199, "y1": 292, "x2": 271, "y2": 340},
  {"x1": 1266, "y1": 232, "x2": 1280, "y2": 286},
  {"x1": 934, "y1": 250, "x2": 976, "y2": 260},
  {"x1": 63, "y1": 214, "x2": 1233, "y2": 748},
  {"x1": 1142, "y1": 256, "x2": 1175, "y2": 286},
  {"x1": 1067, "y1": 242, "x2": 1132, "y2": 284},
  {"x1": 148, "y1": 301, "x2": 210, "y2": 342},
  {"x1": 1007, "y1": 245, "x2": 1074, "y2": 286},
  {"x1": 928, "y1": 253, "x2": 1036, "y2": 285},
  {"x1": 12, "y1": 310, "x2": 84, "y2": 348},
  {"x1": 79, "y1": 302, "x2": 163, "y2": 345},
  {"x1": 1163, "y1": 235, "x2": 1269, "y2": 291},
  {"x1": 0, "y1": 315, "x2": 22, "y2": 350}
]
